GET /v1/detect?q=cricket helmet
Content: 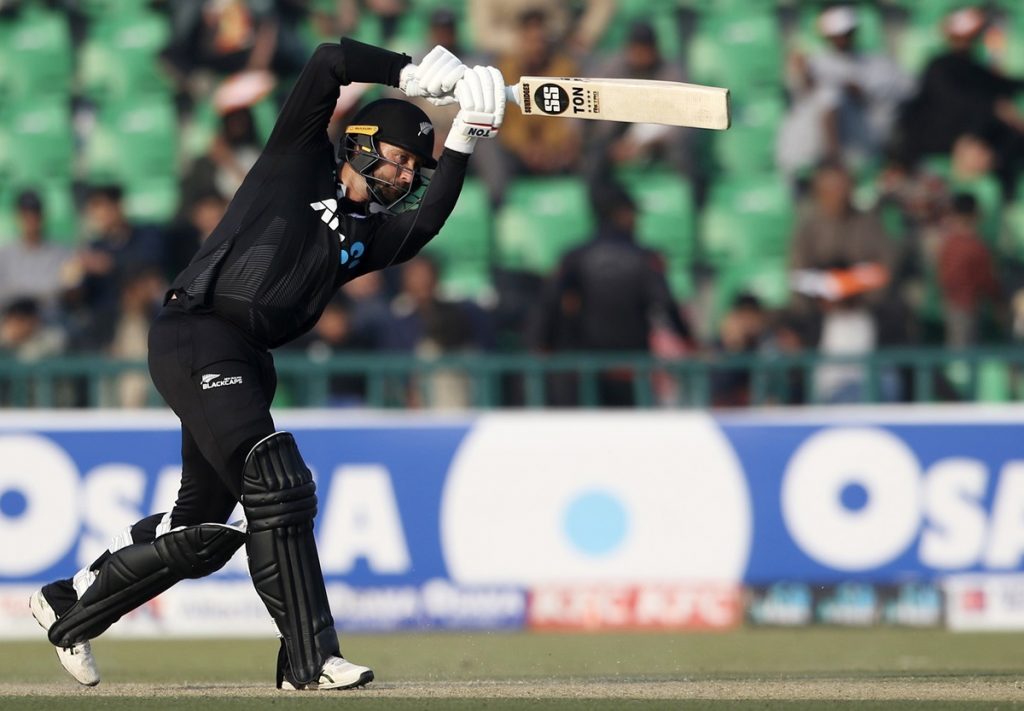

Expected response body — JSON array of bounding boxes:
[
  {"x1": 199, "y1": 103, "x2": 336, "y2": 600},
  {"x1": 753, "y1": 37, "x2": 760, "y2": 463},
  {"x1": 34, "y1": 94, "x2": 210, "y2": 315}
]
[{"x1": 341, "y1": 99, "x2": 437, "y2": 211}]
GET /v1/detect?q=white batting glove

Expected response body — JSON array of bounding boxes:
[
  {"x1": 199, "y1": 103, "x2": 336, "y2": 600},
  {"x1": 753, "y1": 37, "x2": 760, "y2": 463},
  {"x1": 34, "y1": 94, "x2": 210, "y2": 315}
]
[
  {"x1": 399, "y1": 45, "x2": 466, "y2": 106},
  {"x1": 444, "y1": 65, "x2": 506, "y2": 155}
]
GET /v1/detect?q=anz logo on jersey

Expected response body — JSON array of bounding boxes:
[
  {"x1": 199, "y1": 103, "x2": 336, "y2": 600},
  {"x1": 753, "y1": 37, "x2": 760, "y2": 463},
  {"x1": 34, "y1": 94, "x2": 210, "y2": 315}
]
[{"x1": 310, "y1": 198, "x2": 364, "y2": 270}]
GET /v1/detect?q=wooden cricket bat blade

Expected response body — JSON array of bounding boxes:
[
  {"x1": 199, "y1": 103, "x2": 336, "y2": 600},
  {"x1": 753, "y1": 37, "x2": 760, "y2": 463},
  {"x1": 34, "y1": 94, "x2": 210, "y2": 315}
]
[{"x1": 505, "y1": 77, "x2": 730, "y2": 130}]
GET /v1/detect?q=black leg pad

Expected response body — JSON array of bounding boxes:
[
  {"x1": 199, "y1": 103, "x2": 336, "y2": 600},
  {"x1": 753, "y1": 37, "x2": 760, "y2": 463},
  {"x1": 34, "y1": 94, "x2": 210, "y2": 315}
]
[
  {"x1": 48, "y1": 523, "x2": 245, "y2": 647},
  {"x1": 242, "y1": 432, "x2": 340, "y2": 686}
]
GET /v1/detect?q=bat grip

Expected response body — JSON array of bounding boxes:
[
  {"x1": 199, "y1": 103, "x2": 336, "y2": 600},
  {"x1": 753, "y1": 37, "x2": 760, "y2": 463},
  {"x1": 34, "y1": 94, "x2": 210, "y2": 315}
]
[{"x1": 505, "y1": 85, "x2": 520, "y2": 107}]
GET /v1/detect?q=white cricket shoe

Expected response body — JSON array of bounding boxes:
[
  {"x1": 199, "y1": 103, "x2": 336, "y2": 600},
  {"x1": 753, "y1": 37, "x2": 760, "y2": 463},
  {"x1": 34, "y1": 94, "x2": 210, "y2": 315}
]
[
  {"x1": 29, "y1": 590, "x2": 100, "y2": 687},
  {"x1": 281, "y1": 656, "x2": 374, "y2": 690}
]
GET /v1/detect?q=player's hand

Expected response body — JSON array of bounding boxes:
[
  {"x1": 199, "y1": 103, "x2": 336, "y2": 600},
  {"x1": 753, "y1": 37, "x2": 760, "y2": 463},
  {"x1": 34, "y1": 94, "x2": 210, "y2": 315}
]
[
  {"x1": 399, "y1": 45, "x2": 466, "y2": 106},
  {"x1": 444, "y1": 65, "x2": 506, "y2": 155}
]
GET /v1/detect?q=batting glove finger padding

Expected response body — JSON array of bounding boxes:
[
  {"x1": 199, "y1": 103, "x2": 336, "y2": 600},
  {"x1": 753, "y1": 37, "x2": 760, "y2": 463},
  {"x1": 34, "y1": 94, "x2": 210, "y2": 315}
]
[
  {"x1": 444, "y1": 66, "x2": 507, "y2": 155},
  {"x1": 404, "y1": 45, "x2": 466, "y2": 100}
]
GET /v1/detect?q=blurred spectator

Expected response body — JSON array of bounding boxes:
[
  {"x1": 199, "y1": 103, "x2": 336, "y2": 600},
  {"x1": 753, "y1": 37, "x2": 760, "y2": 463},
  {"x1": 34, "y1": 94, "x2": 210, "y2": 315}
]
[
  {"x1": 584, "y1": 21, "x2": 691, "y2": 177},
  {"x1": 181, "y1": 106, "x2": 263, "y2": 208},
  {"x1": 0, "y1": 298, "x2": 65, "y2": 361},
  {"x1": 383, "y1": 255, "x2": 493, "y2": 408},
  {"x1": 529, "y1": 180, "x2": 691, "y2": 407},
  {"x1": 342, "y1": 270, "x2": 393, "y2": 350},
  {"x1": 335, "y1": 0, "x2": 409, "y2": 48},
  {"x1": 162, "y1": 0, "x2": 307, "y2": 101},
  {"x1": 468, "y1": 0, "x2": 614, "y2": 57},
  {"x1": 292, "y1": 293, "x2": 370, "y2": 406},
  {"x1": 895, "y1": 7, "x2": 1024, "y2": 195},
  {"x1": 777, "y1": 5, "x2": 912, "y2": 183},
  {"x1": 0, "y1": 190, "x2": 71, "y2": 314},
  {"x1": 937, "y1": 193, "x2": 1003, "y2": 348},
  {"x1": 475, "y1": 9, "x2": 582, "y2": 205},
  {"x1": 166, "y1": 191, "x2": 229, "y2": 278},
  {"x1": 711, "y1": 293, "x2": 769, "y2": 407},
  {"x1": 789, "y1": 160, "x2": 901, "y2": 403},
  {"x1": 63, "y1": 185, "x2": 165, "y2": 350},
  {"x1": 108, "y1": 268, "x2": 167, "y2": 407}
]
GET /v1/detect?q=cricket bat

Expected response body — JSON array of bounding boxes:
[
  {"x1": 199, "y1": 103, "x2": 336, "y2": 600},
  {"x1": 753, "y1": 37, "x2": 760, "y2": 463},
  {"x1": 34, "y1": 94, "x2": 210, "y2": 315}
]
[{"x1": 505, "y1": 76, "x2": 730, "y2": 130}]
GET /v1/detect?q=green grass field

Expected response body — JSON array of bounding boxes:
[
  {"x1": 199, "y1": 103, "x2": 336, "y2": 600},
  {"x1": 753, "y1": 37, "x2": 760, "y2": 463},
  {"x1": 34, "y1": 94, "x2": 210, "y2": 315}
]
[{"x1": 3, "y1": 629, "x2": 1024, "y2": 709}]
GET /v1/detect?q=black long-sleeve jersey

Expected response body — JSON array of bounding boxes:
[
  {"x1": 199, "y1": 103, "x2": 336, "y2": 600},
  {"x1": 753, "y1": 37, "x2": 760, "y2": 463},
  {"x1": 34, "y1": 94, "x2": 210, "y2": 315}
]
[{"x1": 169, "y1": 39, "x2": 469, "y2": 348}]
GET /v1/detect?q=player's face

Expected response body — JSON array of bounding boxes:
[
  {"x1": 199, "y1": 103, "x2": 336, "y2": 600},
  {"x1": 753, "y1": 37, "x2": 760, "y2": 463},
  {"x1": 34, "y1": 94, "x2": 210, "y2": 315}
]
[{"x1": 372, "y1": 142, "x2": 420, "y2": 204}]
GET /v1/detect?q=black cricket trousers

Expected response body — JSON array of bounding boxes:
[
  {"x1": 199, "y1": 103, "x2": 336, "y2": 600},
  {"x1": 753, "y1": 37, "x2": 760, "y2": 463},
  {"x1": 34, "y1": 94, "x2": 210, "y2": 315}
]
[{"x1": 147, "y1": 299, "x2": 279, "y2": 527}]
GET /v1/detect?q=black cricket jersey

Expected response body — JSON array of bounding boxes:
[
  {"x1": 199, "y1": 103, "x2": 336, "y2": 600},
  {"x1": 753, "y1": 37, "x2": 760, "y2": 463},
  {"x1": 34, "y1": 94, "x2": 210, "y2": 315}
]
[{"x1": 169, "y1": 39, "x2": 469, "y2": 349}]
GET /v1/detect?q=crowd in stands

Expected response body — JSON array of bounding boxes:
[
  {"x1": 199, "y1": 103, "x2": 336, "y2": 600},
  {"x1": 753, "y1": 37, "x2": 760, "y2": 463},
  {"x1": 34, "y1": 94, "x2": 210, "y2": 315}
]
[{"x1": 2, "y1": 0, "x2": 1024, "y2": 408}]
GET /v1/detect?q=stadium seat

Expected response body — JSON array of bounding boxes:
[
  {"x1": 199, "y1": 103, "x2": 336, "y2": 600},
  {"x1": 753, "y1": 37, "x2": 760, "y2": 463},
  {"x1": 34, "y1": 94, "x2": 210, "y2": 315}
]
[
  {"x1": 1000, "y1": 200, "x2": 1024, "y2": 262},
  {"x1": 78, "y1": 9, "x2": 172, "y2": 102},
  {"x1": 0, "y1": 5, "x2": 73, "y2": 101},
  {"x1": 494, "y1": 177, "x2": 594, "y2": 274},
  {"x1": 622, "y1": 171, "x2": 696, "y2": 263},
  {"x1": 699, "y1": 174, "x2": 795, "y2": 266},
  {"x1": 422, "y1": 178, "x2": 492, "y2": 300},
  {"x1": 0, "y1": 99, "x2": 74, "y2": 184},
  {"x1": 664, "y1": 256, "x2": 695, "y2": 301},
  {"x1": 688, "y1": 9, "x2": 784, "y2": 94},
  {"x1": 83, "y1": 98, "x2": 178, "y2": 183},
  {"x1": 124, "y1": 178, "x2": 181, "y2": 225},
  {"x1": 976, "y1": 359, "x2": 1013, "y2": 402},
  {"x1": 711, "y1": 92, "x2": 785, "y2": 175}
]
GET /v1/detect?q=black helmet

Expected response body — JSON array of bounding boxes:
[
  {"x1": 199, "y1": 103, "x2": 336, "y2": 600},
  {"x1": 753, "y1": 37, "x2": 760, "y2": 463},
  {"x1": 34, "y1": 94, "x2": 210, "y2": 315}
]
[
  {"x1": 344, "y1": 98, "x2": 437, "y2": 169},
  {"x1": 342, "y1": 99, "x2": 436, "y2": 211}
]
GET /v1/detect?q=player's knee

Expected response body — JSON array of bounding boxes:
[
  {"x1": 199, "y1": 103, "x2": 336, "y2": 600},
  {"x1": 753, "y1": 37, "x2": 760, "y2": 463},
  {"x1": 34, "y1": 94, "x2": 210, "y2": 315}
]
[
  {"x1": 241, "y1": 432, "x2": 317, "y2": 532},
  {"x1": 153, "y1": 523, "x2": 247, "y2": 579}
]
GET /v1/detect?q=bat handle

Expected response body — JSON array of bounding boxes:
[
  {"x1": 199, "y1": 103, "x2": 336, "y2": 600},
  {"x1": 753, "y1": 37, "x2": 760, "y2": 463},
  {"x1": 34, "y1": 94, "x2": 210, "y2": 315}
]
[{"x1": 505, "y1": 85, "x2": 520, "y2": 107}]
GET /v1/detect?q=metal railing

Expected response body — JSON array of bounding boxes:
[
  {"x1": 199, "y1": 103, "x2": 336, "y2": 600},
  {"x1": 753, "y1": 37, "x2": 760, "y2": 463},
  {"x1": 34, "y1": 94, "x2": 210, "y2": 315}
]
[{"x1": 0, "y1": 347, "x2": 1021, "y2": 409}]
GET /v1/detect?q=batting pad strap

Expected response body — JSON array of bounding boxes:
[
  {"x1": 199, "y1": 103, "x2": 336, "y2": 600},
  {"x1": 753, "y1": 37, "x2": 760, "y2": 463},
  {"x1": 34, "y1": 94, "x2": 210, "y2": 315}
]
[{"x1": 48, "y1": 524, "x2": 245, "y2": 647}]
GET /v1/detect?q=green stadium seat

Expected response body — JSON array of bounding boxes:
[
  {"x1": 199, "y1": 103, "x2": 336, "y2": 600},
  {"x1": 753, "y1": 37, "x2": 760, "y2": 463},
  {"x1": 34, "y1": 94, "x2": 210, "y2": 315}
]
[
  {"x1": 0, "y1": 6, "x2": 73, "y2": 100},
  {"x1": 423, "y1": 178, "x2": 490, "y2": 264},
  {"x1": 1000, "y1": 200, "x2": 1024, "y2": 262},
  {"x1": 792, "y1": 3, "x2": 886, "y2": 54},
  {"x1": 83, "y1": 99, "x2": 178, "y2": 183},
  {"x1": 77, "y1": 0, "x2": 154, "y2": 19},
  {"x1": 895, "y1": 14, "x2": 946, "y2": 74},
  {"x1": 688, "y1": 10, "x2": 783, "y2": 93},
  {"x1": 0, "y1": 99, "x2": 74, "y2": 184},
  {"x1": 976, "y1": 360, "x2": 1013, "y2": 402},
  {"x1": 495, "y1": 177, "x2": 594, "y2": 274},
  {"x1": 78, "y1": 9, "x2": 172, "y2": 102},
  {"x1": 712, "y1": 92, "x2": 784, "y2": 175},
  {"x1": 436, "y1": 260, "x2": 494, "y2": 302},
  {"x1": 700, "y1": 174, "x2": 795, "y2": 266},
  {"x1": 125, "y1": 178, "x2": 180, "y2": 224},
  {"x1": 623, "y1": 172, "x2": 695, "y2": 263},
  {"x1": 664, "y1": 256, "x2": 695, "y2": 301},
  {"x1": 422, "y1": 178, "x2": 492, "y2": 300}
]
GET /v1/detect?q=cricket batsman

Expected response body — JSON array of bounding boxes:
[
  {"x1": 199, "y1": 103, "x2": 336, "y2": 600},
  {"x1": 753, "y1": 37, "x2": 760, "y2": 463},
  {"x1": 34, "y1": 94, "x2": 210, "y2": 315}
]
[{"x1": 28, "y1": 38, "x2": 504, "y2": 690}]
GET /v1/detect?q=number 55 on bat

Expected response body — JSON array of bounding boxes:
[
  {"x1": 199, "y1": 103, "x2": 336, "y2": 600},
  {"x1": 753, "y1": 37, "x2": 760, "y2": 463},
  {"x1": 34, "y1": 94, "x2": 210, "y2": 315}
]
[{"x1": 505, "y1": 76, "x2": 730, "y2": 130}]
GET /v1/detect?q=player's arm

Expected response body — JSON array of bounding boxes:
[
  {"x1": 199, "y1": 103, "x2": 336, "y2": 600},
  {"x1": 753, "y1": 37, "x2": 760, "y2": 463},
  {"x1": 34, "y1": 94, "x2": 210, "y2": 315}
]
[
  {"x1": 265, "y1": 40, "x2": 466, "y2": 154},
  {"x1": 361, "y1": 66, "x2": 507, "y2": 268}
]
